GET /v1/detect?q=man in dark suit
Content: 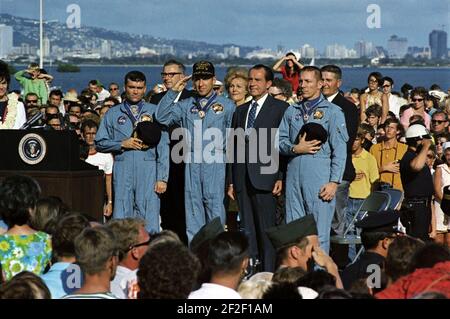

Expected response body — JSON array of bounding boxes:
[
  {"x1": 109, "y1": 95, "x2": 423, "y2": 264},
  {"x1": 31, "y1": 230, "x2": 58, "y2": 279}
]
[
  {"x1": 150, "y1": 60, "x2": 194, "y2": 244},
  {"x1": 227, "y1": 64, "x2": 289, "y2": 272},
  {"x1": 321, "y1": 65, "x2": 359, "y2": 239}
]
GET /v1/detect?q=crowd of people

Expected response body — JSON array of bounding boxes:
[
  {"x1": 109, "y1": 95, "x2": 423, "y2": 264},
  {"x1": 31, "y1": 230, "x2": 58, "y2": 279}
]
[{"x1": 0, "y1": 55, "x2": 449, "y2": 299}]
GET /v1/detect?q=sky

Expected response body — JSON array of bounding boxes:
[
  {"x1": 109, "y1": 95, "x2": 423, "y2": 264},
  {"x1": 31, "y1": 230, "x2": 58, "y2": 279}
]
[{"x1": 1, "y1": 0, "x2": 448, "y2": 51}]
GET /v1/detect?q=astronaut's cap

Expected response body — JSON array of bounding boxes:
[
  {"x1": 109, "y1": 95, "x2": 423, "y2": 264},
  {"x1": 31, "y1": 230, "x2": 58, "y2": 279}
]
[
  {"x1": 134, "y1": 121, "x2": 161, "y2": 148},
  {"x1": 296, "y1": 122, "x2": 328, "y2": 144}
]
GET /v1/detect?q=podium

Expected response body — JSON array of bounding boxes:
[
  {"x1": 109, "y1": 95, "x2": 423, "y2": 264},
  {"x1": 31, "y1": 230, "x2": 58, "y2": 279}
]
[{"x1": 0, "y1": 129, "x2": 105, "y2": 222}]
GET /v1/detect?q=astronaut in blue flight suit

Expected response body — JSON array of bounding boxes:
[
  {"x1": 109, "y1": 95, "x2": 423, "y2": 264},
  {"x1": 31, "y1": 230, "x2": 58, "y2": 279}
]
[
  {"x1": 156, "y1": 61, "x2": 235, "y2": 243},
  {"x1": 95, "y1": 70, "x2": 169, "y2": 234},
  {"x1": 278, "y1": 66, "x2": 348, "y2": 253}
]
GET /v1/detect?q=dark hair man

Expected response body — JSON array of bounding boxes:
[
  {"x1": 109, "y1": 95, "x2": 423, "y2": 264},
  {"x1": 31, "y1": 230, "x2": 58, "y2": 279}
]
[
  {"x1": 320, "y1": 65, "x2": 359, "y2": 240},
  {"x1": 227, "y1": 64, "x2": 289, "y2": 272},
  {"x1": 95, "y1": 70, "x2": 169, "y2": 234}
]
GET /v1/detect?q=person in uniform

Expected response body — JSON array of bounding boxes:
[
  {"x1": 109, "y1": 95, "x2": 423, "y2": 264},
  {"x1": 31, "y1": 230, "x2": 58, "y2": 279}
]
[
  {"x1": 95, "y1": 70, "x2": 169, "y2": 233},
  {"x1": 155, "y1": 61, "x2": 235, "y2": 242},
  {"x1": 266, "y1": 215, "x2": 343, "y2": 288},
  {"x1": 278, "y1": 66, "x2": 348, "y2": 254},
  {"x1": 341, "y1": 209, "x2": 401, "y2": 290}
]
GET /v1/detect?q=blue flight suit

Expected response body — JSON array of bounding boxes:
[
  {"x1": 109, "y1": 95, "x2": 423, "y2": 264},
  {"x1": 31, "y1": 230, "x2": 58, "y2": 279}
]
[
  {"x1": 156, "y1": 89, "x2": 235, "y2": 242},
  {"x1": 278, "y1": 95, "x2": 348, "y2": 253},
  {"x1": 95, "y1": 101, "x2": 169, "y2": 233}
]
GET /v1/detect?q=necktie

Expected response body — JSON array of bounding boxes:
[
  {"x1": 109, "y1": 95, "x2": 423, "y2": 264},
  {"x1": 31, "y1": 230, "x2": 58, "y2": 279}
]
[{"x1": 247, "y1": 101, "x2": 258, "y2": 129}]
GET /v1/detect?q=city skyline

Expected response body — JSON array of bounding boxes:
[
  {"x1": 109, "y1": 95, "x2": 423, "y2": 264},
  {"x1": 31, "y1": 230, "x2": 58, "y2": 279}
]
[{"x1": 1, "y1": 0, "x2": 448, "y2": 51}]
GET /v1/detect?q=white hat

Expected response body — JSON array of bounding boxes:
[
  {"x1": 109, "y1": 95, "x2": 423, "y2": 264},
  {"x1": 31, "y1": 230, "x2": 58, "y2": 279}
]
[
  {"x1": 442, "y1": 142, "x2": 450, "y2": 151},
  {"x1": 297, "y1": 286, "x2": 318, "y2": 299},
  {"x1": 214, "y1": 80, "x2": 223, "y2": 87},
  {"x1": 405, "y1": 124, "x2": 430, "y2": 139}
]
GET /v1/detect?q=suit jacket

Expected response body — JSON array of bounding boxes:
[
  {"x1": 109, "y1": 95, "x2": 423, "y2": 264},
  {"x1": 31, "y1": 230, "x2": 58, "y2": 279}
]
[
  {"x1": 228, "y1": 95, "x2": 289, "y2": 192},
  {"x1": 331, "y1": 92, "x2": 359, "y2": 182},
  {"x1": 149, "y1": 89, "x2": 194, "y2": 105}
]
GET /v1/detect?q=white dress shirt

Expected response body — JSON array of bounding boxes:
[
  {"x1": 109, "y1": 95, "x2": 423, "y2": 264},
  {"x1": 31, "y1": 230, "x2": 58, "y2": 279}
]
[
  {"x1": 244, "y1": 93, "x2": 268, "y2": 129},
  {"x1": 188, "y1": 283, "x2": 242, "y2": 299}
]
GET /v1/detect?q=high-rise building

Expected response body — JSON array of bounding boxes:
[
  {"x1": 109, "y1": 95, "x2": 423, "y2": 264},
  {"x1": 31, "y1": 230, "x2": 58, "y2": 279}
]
[
  {"x1": 325, "y1": 43, "x2": 350, "y2": 59},
  {"x1": 387, "y1": 35, "x2": 408, "y2": 59},
  {"x1": 224, "y1": 45, "x2": 240, "y2": 58},
  {"x1": 429, "y1": 30, "x2": 447, "y2": 59},
  {"x1": 101, "y1": 40, "x2": 112, "y2": 59},
  {"x1": 0, "y1": 24, "x2": 13, "y2": 58},
  {"x1": 301, "y1": 44, "x2": 316, "y2": 59},
  {"x1": 354, "y1": 40, "x2": 374, "y2": 58},
  {"x1": 43, "y1": 37, "x2": 50, "y2": 57}
]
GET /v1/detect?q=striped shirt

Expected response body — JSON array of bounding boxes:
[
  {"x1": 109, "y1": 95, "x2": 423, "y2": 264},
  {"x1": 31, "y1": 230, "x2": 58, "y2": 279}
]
[{"x1": 61, "y1": 292, "x2": 118, "y2": 299}]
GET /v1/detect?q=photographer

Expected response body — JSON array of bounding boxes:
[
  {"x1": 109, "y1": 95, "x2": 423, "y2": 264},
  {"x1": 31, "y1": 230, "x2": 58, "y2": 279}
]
[{"x1": 400, "y1": 124, "x2": 434, "y2": 241}]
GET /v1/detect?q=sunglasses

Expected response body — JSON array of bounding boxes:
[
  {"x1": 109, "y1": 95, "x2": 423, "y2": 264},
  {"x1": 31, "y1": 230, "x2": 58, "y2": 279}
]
[
  {"x1": 26, "y1": 99, "x2": 38, "y2": 103},
  {"x1": 109, "y1": 87, "x2": 119, "y2": 91},
  {"x1": 427, "y1": 154, "x2": 435, "y2": 159},
  {"x1": 412, "y1": 98, "x2": 424, "y2": 102},
  {"x1": 382, "y1": 84, "x2": 391, "y2": 88},
  {"x1": 432, "y1": 120, "x2": 447, "y2": 125}
]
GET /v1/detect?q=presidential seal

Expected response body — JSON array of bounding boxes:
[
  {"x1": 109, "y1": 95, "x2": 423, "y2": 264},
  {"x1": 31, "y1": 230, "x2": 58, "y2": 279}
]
[{"x1": 18, "y1": 133, "x2": 47, "y2": 165}]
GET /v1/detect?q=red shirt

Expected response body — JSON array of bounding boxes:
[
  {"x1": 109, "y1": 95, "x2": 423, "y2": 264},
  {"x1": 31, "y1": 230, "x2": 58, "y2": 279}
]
[
  {"x1": 376, "y1": 261, "x2": 450, "y2": 299},
  {"x1": 280, "y1": 66, "x2": 300, "y2": 94}
]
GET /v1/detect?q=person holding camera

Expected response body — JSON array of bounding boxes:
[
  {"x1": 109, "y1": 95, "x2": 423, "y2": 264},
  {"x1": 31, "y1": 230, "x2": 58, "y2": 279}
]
[{"x1": 400, "y1": 124, "x2": 434, "y2": 241}]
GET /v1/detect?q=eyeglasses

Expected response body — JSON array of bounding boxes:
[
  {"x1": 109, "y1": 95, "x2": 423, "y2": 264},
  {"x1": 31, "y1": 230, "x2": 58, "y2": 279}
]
[
  {"x1": 369, "y1": 79, "x2": 378, "y2": 84},
  {"x1": 432, "y1": 120, "x2": 447, "y2": 125},
  {"x1": 161, "y1": 72, "x2": 182, "y2": 78},
  {"x1": 26, "y1": 99, "x2": 38, "y2": 103},
  {"x1": 109, "y1": 87, "x2": 119, "y2": 91},
  {"x1": 127, "y1": 238, "x2": 151, "y2": 251},
  {"x1": 412, "y1": 98, "x2": 424, "y2": 102}
]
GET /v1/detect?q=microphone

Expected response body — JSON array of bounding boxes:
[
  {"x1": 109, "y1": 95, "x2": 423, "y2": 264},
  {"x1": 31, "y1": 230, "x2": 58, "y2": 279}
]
[{"x1": 20, "y1": 111, "x2": 44, "y2": 130}]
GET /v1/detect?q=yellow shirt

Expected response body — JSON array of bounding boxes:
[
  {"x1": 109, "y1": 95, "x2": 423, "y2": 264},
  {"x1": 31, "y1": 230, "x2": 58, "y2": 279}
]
[
  {"x1": 370, "y1": 141, "x2": 408, "y2": 191},
  {"x1": 349, "y1": 149, "x2": 380, "y2": 199}
]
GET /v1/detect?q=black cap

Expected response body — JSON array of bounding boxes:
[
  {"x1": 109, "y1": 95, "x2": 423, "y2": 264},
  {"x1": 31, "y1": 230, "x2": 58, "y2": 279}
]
[
  {"x1": 296, "y1": 122, "x2": 328, "y2": 144},
  {"x1": 355, "y1": 210, "x2": 401, "y2": 233},
  {"x1": 190, "y1": 217, "x2": 224, "y2": 252},
  {"x1": 134, "y1": 120, "x2": 161, "y2": 148},
  {"x1": 192, "y1": 61, "x2": 215, "y2": 78},
  {"x1": 265, "y1": 215, "x2": 318, "y2": 250},
  {"x1": 440, "y1": 185, "x2": 450, "y2": 217}
]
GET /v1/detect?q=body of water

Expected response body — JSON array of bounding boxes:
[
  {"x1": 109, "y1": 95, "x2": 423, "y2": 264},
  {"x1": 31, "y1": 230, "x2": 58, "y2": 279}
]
[{"x1": 10, "y1": 65, "x2": 450, "y2": 95}]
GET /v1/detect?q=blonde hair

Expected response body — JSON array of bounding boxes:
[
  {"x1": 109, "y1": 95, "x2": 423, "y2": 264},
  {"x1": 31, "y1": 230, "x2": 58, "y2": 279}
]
[
  {"x1": 224, "y1": 67, "x2": 249, "y2": 91},
  {"x1": 238, "y1": 279, "x2": 272, "y2": 299}
]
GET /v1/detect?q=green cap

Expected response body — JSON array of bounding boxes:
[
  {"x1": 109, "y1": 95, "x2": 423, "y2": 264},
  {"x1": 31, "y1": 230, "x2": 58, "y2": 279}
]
[
  {"x1": 190, "y1": 217, "x2": 224, "y2": 252},
  {"x1": 265, "y1": 215, "x2": 318, "y2": 250}
]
